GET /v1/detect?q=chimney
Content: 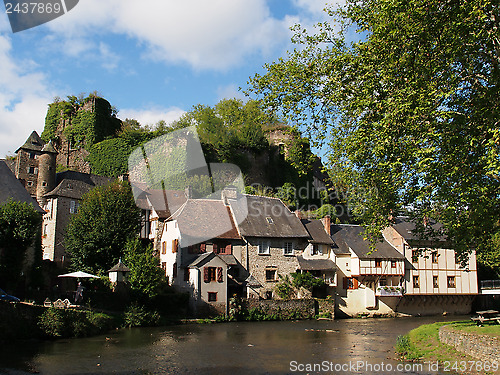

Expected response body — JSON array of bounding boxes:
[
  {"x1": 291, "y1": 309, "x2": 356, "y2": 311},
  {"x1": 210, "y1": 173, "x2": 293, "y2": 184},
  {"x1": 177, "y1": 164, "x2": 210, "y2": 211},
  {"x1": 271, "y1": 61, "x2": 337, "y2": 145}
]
[
  {"x1": 221, "y1": 187, "x2": 238, "y2": 206},
  {"x1": 185, "y1": 185, "x2": 193, "y2": 199},
  {"x1": 321, "y1": 215, "x2": 331, "y2": 235}
]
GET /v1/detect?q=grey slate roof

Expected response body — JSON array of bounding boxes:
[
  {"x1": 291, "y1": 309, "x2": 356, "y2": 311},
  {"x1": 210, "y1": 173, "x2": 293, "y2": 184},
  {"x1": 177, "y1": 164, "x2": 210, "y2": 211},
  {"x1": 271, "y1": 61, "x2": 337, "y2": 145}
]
[
  {"x1": 16, "y1": 131, "x2": 44, "y2": 153},
  {"x1": 297, "y1": 255, "x2": 336, "y2": 270},
  {"x1": 229, "y1": 195, "x2": 309, "y2": 238},
  {"x1": 0, "y1": 160, "x2": 44, "y2": 213},
  {"x1": 188, "y1": 252, "x2": 214, "y2": 268},
  {"x1": 301, "y1": 219, "x2": 334, "y2": 244},
  {"x1": 108, "y1": 260, "x2": 131, "y2": 273},
  {"x1": 147, "y1": 189, "x2": 187, "y2": 219},
  {"x1": 331, "y1": 224, "x2": 404, "y2": 259},
  {"x1": 44, "y1": 171, "x2": 112, "y2": 200},
  {"x1": 172, "y1": 198, "x2": 241, "y2": 243},
  {"x1": 392, "y1": 217, "x2": 447, "y2": 243},
  {"x1": 3, "y1": 159, "x2": 15, "y2": 174}
]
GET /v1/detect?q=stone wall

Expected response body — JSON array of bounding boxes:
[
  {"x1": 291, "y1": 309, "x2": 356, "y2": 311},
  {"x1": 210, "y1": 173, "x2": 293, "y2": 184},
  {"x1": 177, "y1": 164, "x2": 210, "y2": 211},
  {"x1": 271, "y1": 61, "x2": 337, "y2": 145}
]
[
  {"x1": 246, "y1": 298, "x2": 316, "y2": 319},
  {"x1": 439, "y1": 325, "x2": 500, "y2": 364},
  {"x1": 316, "y1": 298, "x2": 335, "y2": 318}
]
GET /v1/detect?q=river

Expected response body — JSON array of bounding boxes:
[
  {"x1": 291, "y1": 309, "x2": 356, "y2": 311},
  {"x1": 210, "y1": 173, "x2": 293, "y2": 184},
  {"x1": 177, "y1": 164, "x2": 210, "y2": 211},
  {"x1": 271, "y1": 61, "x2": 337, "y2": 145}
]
[{"x1": 0, "y1": 316, "x2": 462, "y2": 375}]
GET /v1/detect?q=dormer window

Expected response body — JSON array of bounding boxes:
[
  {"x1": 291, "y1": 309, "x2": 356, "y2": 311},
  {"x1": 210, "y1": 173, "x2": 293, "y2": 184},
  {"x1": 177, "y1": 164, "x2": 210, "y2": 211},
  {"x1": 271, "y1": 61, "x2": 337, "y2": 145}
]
[{"x1": 266, "y1": 217, "x2": 274, "y2": 224}]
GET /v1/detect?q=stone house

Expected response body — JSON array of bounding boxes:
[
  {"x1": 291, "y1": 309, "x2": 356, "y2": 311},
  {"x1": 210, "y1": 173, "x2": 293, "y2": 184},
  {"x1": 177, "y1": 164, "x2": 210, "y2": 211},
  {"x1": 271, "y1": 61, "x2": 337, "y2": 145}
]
[
  {"x1": 11, "y1": 131, "x2": 113, "y2": 267},
  {"x1": 331, "y1": 224, "x2": 406, "y2": 317},
  {"x1": 383, "y1": 217, "x2": 478, "y2": 315},
  {"x1": 227, "y1": 194, "x2": 310, "y2": 299},
  {"x1": 41, "y1": 170, "x2": 112, "y2": 266},
  {"x1": 158, "y1": 197, "x2": 246, "y2": 314},
  {"x1": 298, "y1": 217, "x2": 336, "y2": 295}
]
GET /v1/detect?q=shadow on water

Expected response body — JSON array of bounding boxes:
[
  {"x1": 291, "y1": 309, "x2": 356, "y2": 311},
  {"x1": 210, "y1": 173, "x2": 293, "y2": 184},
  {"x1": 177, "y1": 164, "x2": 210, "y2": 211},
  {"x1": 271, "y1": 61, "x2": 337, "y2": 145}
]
[{"x1": 0, "y1": 315, "x2": 466, "y2": 375}]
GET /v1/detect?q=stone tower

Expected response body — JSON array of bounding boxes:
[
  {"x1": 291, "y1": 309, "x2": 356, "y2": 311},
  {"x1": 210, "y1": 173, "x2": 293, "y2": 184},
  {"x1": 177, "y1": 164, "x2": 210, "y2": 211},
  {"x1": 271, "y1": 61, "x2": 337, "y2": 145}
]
[
  {"x1": 14, "y1": 131, "x2": 45, "y2": 197},
  {"x1": 36, "y1": 142, "x2": 57, "y2": 206}
]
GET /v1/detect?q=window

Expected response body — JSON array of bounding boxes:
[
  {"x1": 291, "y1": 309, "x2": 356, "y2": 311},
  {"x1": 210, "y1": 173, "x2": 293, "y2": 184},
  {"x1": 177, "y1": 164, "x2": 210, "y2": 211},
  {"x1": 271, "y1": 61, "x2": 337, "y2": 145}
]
[
  {"x1": 29, "y1": 152, "x2": 36, "y2": 159},
  {"x1": 162, "y1": 242, "x2": 166, "y2": 254},
  {"x1": 26, "y1": 181, "x2": 33, "y2": 187},
  {"x1": 161, "y1": 262, "x2": 166, "y2": 270},
  {"x1": 69, "y1": 200, "x2": 79, "y2": 214},
  {"x1": 172, "y1": 239, "x2": 178, "y2": 253},
  {"x1": 208, "y1": 292, "x2": 217, "y2": 302},
  {"x1": 447, "y1": 276, "x2": 456, "y2": 288},
  {"x1": 173, "y1": 263, "x2": 177, "y2": 279},
  {"x1": 412, "y1": 250, "x2": 419, "y2": 263},
  {"x1": 43, "y1": 224, "x2": 48, "y2": 236},
  {"x1": 258, "y1": 240, "x2": 270, "y2": 255},
  {"x1": 413, "y1": 276, "x2": 420, "y2": 288},
  {"x1": 184, "y1": 268, "x2": 190, "y2": 282},
  {"x1": 266, "y1": 217, "x2": 274, "y2": 224},
  {"x1": 28, "y1": 166, "x2": 36, "y2": 174},
  {"x1": 375, "y1": 259, "x2": 382, "y2": 268},
  {"x1": 265, "y1": 268, "x2": 277, "y2": 281},
  {"x1": 343, "y1": 277, "x2": 358, "y2": 290},
  {"x1": 204, "y1": 267, "x2": 222, "y2": 283},
  {"x1": 284, "y1": 242, "x2": 294, "y2": 255},
  {"x1": 431, "y1": 252, "x2": 438, "y2": 263},
  {"x1": 312, "y1": 244, "x2": 322, "y2": 255},
  {"x1": 391, "y1": 260, "x2": 397, "y2": 268},
  {"x1": 433, "y1": 276, "x2": 439, "y2": 288},
  {"x1": 265, "y1": 291, "x2": 273, "y2": 299},
  {"x1": 379, "y1": 278, "x2": 387, "y2": 286}
]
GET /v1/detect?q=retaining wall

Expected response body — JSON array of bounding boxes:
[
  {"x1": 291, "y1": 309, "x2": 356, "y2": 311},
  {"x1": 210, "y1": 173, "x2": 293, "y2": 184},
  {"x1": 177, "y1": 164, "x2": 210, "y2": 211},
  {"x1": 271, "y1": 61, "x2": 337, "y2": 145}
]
[
  {"x1": 246, "y1": 298, "x2": 316, "y2": 319},
  {"x1": 439, "y1": 325, "x2": 500, "y2": 364}
]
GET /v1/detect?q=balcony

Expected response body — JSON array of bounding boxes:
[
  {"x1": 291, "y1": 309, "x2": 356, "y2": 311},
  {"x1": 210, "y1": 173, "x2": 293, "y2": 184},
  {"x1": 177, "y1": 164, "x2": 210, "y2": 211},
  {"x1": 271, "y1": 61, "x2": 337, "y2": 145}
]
[{"x1": 376, "y1": 286, "x2": 404, "y2": 297}]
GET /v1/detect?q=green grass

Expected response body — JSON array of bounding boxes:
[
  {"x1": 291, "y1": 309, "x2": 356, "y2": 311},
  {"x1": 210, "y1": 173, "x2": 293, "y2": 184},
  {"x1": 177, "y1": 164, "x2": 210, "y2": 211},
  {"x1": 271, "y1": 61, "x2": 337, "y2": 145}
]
[
  {"x1": 396, "y1": 320, "x2": 499, "y2": 374},
  {"x1": 447, "y1": 320, "x2": 500, "y2": 338}
]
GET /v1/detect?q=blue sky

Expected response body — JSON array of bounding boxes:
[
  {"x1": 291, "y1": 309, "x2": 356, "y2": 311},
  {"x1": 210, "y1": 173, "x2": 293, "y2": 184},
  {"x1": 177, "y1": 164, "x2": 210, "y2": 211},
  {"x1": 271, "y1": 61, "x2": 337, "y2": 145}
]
[{"x1": 0, "y1": 0, "x2": 343, "y2": 158}]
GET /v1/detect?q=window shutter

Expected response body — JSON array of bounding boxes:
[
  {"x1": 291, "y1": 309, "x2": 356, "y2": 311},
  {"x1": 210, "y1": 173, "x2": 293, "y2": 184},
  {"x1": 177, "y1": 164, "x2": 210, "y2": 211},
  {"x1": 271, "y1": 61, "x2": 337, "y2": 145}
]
[
  {"x1": 204, "y1": 267, "x2": 210, "y2": 283},
  {"x1": 162, "y1": 242, "x2": 166, "y2": 254},
  {"x1": 225, "y1": 244, "x2": 232, "y2": 254},
  {"x1": 213, "y1": 243, "x2": 218, "y2": 254},
  {"x1": 172, "y1": 239, "x2": 178, "y2": 253},
  {"x1": 173, "y1": 263, "x2": 177, "y2": 278},
  {"x1": 200, "y1": 243, "x2": 206, "y2": 253},
  {"x1": 217, "y1": 267, "x2": 223, "y2": 283},
  {"x1": 353, "y1": 278, "x2": 359, "y2": 289}
]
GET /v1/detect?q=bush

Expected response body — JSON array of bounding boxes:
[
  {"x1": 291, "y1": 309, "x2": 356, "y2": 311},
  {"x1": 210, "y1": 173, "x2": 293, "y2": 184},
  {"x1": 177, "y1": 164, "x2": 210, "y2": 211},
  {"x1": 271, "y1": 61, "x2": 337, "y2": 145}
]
[
  {"x1": 123, "y1": 304, "x2": 160, "y2": 327},
  {"x1": 38, "y1": 308, "x2": 114, "y2": 338}
]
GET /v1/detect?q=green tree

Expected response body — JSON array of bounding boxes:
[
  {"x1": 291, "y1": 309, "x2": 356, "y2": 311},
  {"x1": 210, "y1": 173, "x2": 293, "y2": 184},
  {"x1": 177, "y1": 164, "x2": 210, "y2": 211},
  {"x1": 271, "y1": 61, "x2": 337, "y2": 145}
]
[
  {"x1": 123, "y1": 238, "x2": 167, "y2": 297},
  {"x1": 249, "y1": 0, "x2": 500, "y2": 264},
  {"x1": 65, "y1": 181, "x2": 141, "y2": 274},
  {"x1": 0, "y1": 200, "x2": 41, "y2": 289}
]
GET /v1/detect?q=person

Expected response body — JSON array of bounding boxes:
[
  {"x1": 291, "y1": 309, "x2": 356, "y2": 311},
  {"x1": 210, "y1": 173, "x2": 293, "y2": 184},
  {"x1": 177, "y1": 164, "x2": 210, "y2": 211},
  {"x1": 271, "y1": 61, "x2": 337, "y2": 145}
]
[{"x1": 74, "y1": 282, "x2": 84, "y2": 304}]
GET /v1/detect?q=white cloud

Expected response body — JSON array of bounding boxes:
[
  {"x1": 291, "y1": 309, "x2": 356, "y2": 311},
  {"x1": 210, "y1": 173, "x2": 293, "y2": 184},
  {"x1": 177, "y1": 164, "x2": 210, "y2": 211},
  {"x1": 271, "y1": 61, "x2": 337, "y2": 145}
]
[
  {"x1": 46, "y1": 0, "x2": 297, "y2": 70},
  {"x1": 119, "y1": 106, "x2": 186, "y2": 127},
  {"x1": 98, "y1": 42, "x2": 120, "y2": 71},
  {"x1": 0, "y1": 34, "x2": 54, "y2": 157},
  {"x1": 216, "y1": 84, "x2": 246, "y2": 102}
]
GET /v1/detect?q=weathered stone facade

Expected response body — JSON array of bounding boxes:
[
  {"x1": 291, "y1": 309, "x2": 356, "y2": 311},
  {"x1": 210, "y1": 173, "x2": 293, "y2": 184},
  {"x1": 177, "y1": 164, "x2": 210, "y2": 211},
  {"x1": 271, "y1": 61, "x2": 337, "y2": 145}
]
[
  {"x1": 439, "y1": 325, "x2": 500, "y2": 365},
  {"x1": 241, "y1": 237, "x2": 308, "y2": 299}
]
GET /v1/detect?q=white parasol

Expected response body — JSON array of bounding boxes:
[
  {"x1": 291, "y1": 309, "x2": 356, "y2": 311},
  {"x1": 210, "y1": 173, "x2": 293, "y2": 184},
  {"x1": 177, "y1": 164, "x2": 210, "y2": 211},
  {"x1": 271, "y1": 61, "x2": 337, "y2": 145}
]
[{"x1": 58, "y1": 271, "x2": 100, "y2": 278}]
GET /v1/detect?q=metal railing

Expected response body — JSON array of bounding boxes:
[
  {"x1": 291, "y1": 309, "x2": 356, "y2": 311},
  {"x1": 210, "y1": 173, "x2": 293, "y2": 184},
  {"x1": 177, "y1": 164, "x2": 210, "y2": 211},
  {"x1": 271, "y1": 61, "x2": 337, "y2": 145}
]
[{"x1": 480, "y1": 280, "x2": 500, "y2": 290}]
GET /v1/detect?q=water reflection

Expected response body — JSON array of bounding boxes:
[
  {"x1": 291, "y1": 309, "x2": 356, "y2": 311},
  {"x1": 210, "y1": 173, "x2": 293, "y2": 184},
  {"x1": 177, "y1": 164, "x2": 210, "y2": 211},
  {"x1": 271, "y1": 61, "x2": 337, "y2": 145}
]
[{"x1": 0, "y1": 316, "x2": 462, "y2": 375}]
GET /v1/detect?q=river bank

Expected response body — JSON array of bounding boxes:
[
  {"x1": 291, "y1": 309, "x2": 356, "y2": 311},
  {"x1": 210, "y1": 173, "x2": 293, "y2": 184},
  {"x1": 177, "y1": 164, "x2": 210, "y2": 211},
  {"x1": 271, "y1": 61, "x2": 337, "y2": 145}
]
[{"x1": 396, "y1": 321, "x2": 500, "y2": 375}]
